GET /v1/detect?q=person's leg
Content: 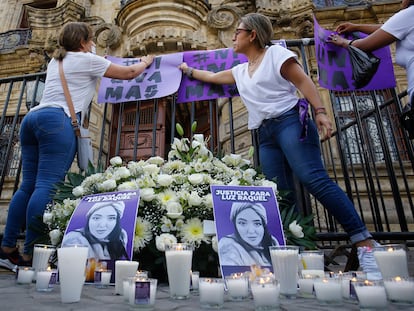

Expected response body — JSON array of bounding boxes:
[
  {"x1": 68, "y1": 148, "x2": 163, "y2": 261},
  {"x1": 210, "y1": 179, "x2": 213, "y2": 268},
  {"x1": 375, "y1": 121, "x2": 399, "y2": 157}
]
[{"x1": 23, "y1": 108, "x2": 76, "y2": 258}]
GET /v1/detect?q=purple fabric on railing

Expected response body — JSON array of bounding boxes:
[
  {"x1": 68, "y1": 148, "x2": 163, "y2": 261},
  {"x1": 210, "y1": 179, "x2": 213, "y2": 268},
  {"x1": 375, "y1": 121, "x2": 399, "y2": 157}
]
[{"x1": 297, "y1": 98, "x2": 309, "y2": 141}]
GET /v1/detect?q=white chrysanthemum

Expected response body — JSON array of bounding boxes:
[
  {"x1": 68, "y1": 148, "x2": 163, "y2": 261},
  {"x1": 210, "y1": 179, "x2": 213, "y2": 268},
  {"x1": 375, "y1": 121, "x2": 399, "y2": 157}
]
[
  {"x1": 127, "y1": 160, "x2": 145, "y2": 176},
  {"x1": 137, "y1": 175, "x2": 156, "y2": 188},
  {"x1": 158, "y1": 174, "x2": 173, "y2": 187},
  {"x1": 113, "y1": 166, "x2": 131, "y2": 180},
  {"x1": 188, "y1": 173, "x2": 204, "y2": 185},
  {"x1": 166, "y1": 201, "x2": 183, "y2": 218},
  {"x1": 110, "y1": 156, "x2": 123, "y2": 166},
  {"x1": 97, "y1": 179, "x2": 117, "y2": 192},
  {"x1": 146, "y1": 156, "x2": 164, "y2": 165},
  {"x1": 49, "y1": 229, "x2": 62, "y2": 246},
  {"x1": 181, "y1": 218, "x2": 207, "y2": 246},
  {"x1": 188, "y1": 191, "x2": 202, "y2": 207},
  {"x1": 72, "y1": 185, "x2": 85, "y2": 197},
  {"x1": 140, "y1": 188, "x2": 156, "y2": 202},
  {"x1": 155, "y1": 233, "x2": 177, "y2": 252},
  {"x1": 158, "y1": 190, "x2": 178, "y2": 206},
  {"x1": 134, "y1": 217, "x2": 153, "y2": 251}
]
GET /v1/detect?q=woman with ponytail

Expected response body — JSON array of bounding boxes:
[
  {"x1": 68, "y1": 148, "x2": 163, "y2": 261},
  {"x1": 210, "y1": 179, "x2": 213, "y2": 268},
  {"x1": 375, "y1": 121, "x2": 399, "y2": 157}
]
[{"x1": 0, "y1": 22, "x2": 154, "y2": 271}]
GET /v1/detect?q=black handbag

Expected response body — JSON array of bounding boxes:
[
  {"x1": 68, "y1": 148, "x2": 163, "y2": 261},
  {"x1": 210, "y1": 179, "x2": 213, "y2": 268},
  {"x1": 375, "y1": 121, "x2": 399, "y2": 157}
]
[{"x1": 348, "y1": 45, "x2": 380, "y2": 89}]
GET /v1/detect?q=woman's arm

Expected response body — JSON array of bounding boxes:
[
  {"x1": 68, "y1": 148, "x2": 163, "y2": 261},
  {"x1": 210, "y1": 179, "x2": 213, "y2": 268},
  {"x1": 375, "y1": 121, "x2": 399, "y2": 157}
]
[
  {"x1": 281, "y1": 58, "x2": 333, "y2": 139},
  {"x1": 179, "y1": 62, "x2": 235, "y2": 85},
  {"x1": 104, "y1": 55, "x2": 154, "y2": 80},
  {"x1": 336, "y1": 22, "x2": 381, "y2": 35}
]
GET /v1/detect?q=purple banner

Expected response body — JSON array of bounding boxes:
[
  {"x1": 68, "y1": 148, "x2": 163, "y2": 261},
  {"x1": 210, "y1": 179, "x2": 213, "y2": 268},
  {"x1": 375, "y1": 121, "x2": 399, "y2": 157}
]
[
  {"x1": 97, "y1": 53, "x2": 183, "y2": 103},
  {"x1": 314, "y1": 17, "x2": 395, "y2": 91}
]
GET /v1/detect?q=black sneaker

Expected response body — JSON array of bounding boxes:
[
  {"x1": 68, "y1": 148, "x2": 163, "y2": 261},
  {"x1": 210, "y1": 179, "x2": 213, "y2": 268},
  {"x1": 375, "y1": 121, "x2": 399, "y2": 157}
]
[{"x1": 0, "y1": 248, "x2": 20, "y2": 272}]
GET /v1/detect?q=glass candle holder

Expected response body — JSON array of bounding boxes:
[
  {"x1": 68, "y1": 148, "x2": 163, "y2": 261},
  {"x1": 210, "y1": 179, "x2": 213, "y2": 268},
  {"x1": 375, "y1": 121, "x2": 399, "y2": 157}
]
[
  {"x1": 384, "y1": 276, "x2": 414, "y2": 305},
  {"x1": 339, "y1": 271, "x2": 366, "y2": 302},
  {"x1": 297, "y1": 273, "x2": 318, "y2": 298},
  {"x1": 225, "y1": 273, "x2": 249, "y2": 301},
  {"x1": 373, "y1": 244, "x2": 409, "y2": 279},
  {"x1": 35, "y1": 267, "x2": 56, "y2": 292},
  {"x1": 191, "y1": 271, "x2": 200, "y2": 293},
  {"x1": 251, "y1": 275, "x2": 280, "y2": 311},
  {"x1": 128, "y1": 277, "x2": 158, "y2": 309},
  {"x1": 94, "y1": 269, "x2": 112, "y2": 288},
  {"x1": 16, "y1": 266, "x2": 35, "y2": 285},
  {"x1": 32, "y1": 244, "x2": 56, "y2": 281},
  {"x1": 353, "y1": 279, "x2": 388, "y2": 310},
  {"x1": 199, "y1": 278, "x2": 225, "y2": 309},
  {"x1": 299, "y1": 249, "x2": 324, "y2": 271},
  {"x1": 313, "y1": 277, "x2": 342, "y2": 305}
]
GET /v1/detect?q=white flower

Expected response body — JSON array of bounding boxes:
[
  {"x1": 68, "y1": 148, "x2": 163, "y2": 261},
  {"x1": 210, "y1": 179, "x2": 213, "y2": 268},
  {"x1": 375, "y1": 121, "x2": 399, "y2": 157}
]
[
  {"x1": 157, "y1": 174, "x2": 173, "y2": 187},
  {"x1": 143, "y1": 164, "x2": 160, "y2": 175},
  {"x1": 117, "y1": 180, "x2": 139, "y2": 191},
  {"x1": 134, "y1": 217, "x2": 153, "y2": 251},
  {"x1": 43, "y1": 212, "x2": 53, "y2": 224},
  {"x1": 110, "y1": 156, "x2": 123, "y2": 166},
  {"x1": 193, "y1": 134, "x2": 204, "y2": 143},
  {"x1": 188, "y1": 173, "x2": 204, "y2": 185},
  {"x1": 158, "y1": 190, "x2": 178, "y2": 207},
  {"x1": 140, "y1": 188, "x2": 156, "y2": 202},
  {"x1": 166, "y1": 201, "x2": 183, "y2": 218},
  {"x1": 180, "y1": 218, "x2": 207, "y2": 246},
  {"x1": 155, "y1": 233, "x2": 177, "y2": 252},
  {"x1": 72, "y1": 185, "x2": 85, "y2": 197},
  {"x1": 147, "y1": 156, "x2": 164, "y2": 165},
  {"x1": 97, "y1": 179, "x2": 117, "y2": 192},
  {"x1": 49, "y1": 229, "x2": 62, "y2": 246},
  {"x1": 211, "y1": 235, "x2": 218, "y2": 253},
  {"x1": 113, "y1": 166, "x2": 131, "y2": 180},
  {"x1": 188, "y1": 191, "x2": 202, "y2": 207},
  {"x1": 289, "y1": 220, "x2": 304, "y2": 238}
]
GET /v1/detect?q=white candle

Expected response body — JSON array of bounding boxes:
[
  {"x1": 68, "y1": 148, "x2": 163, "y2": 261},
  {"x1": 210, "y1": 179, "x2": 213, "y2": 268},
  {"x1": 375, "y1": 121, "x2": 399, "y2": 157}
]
[
  {"x1": 354, "y1": 281, "x2": 388, "y2": 308},
  {"x1": 384, "y1": 277, "x2": 414, "y2": 304},
  {"x1": 269, "y1": 246, "x2": 299, "y2": 297},
  {"x1": 300, "y1": 269, "x2": 325, "y2": 278},
  {"x1": 313, "y1": 278, "x2": 342, "y2": 303},
  {"x1": 129, "y1": 278, "x2": 158, "y2": 307},
  {"x1": 251, "y1": 277, "x2": 280, "y2": 308},
  {"x1": 17, "y1": 267, "x2": 35, "y2": 284},
  {"x1": 373, "y1": 247, "x2": 409, "y2": 279},
  {"x1": 114, "y1": 260, "x2": 139, "y2": 295},
  {"x1": 300, "y1": 251, "x2": 324, "y2": 270},
  {"x1": 165, "y1": 244, "x2": 193, "y2": 299},
  {"x1": 191, "y1": 271, "x2": 200, "y2": 291},
  {"x1": 199, "y1": 278, "x2": 225, "y2": 308},
  {"x1": 298, "y1": 276, "x2": 314, "y2": 296},
  {"x1": 101, "y1": 270, "x2": 112, "y2": 285},
  {"x1": 36, "y1": 269, "x2": 53, "y2": 291},
  {"x1": 225, "y1": 275, "x2": 249, "y2": 300},
  {"x1": 32, "y1": 244, "x2": 55, "y2": 280}
]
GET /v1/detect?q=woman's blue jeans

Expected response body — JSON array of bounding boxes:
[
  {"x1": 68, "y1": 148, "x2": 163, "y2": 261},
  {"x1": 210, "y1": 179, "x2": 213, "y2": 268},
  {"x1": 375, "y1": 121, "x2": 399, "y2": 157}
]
[
  {"x1": 2, "y1": 107, "x2": 76, "y2": 255},
  {"x1": 258, "y1": 108, "x2": 371, "y2": 244}
]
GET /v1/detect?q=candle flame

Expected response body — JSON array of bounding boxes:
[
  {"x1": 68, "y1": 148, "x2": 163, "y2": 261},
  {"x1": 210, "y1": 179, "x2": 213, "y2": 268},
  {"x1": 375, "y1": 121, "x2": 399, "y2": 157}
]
[{"x1": 394, "y1": 276, "x2": 402, "y2": 282}]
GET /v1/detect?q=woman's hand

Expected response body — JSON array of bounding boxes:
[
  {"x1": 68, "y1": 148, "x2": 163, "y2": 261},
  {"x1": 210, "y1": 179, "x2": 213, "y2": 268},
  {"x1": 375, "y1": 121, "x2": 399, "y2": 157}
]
[
  {"x1": 327, "y1": 33, "x2": 350, "y2": 48},
  {"x1": 335, "y1": 22, "x2": 356, "y2": 34},
  {"x1": 141, "y1": 55, "x2": 155, "y2": 67},
  {"x1": 315, "y1": 113, "x2": 334, "y2": 139}
]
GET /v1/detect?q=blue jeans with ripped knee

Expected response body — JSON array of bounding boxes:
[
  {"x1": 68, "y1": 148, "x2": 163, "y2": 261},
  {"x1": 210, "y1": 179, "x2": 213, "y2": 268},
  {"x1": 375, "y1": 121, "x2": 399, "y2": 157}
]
[
  {"x1": 1, "y1": 107, "x2": 76, "y2": 255},
  {"x1": 258, "y1": 108, "x2": 371, "y2": 244}
]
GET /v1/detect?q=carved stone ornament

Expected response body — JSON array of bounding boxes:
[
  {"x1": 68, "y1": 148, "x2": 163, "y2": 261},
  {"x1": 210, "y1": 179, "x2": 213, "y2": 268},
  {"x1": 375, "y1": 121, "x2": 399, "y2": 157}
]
[
  {"x1": 95, "y1": 24, "x2": 122, "y2": 49},
  {"x1": 207, "y1": 6, "x2": 243, "y2": 47}
]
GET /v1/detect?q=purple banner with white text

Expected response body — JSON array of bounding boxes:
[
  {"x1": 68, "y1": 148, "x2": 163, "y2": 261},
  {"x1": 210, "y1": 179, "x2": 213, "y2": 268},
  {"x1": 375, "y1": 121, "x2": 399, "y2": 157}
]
[
  {"x1": 97, "y1": 53, "x2": 183, "y2": 103},
  {"x1": 314, "y1": 17, "x2": 395, "y2": 91}
]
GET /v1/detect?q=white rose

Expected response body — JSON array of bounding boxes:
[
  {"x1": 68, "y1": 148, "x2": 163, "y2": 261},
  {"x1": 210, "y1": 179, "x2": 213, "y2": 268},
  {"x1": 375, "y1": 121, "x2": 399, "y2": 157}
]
[
  {"x1": 113, "y1": 166, "x2": 131, "y2": 180},
  {"x1": 158, "y1": 174, "x2": 173, "y2": 187},
  {"x1": 166, "y1": 201, "x2": 183, "y2": 218},
  {"x1": 110, "y1": 156, "x2": 123, "y2": 166},
  {"x1": 72, "y1": 185, "x2": 85, "y2": 197},
  {"x1": 140, "y1": 188, "x2": 155, "y2": 202},
  {"x1": 188, "y1": 173, "x2": 204, "y2": 185},
  {"x1": 98, "y1": 179, "x2": 117, "y2": 191},
  {"x1": 289, "y1": 220, "x2": 304, "y2": 238},
  {"x1": 49, "y1": 229, "x2": 62, "y2": 246},
  {"x1": 188, "y1": 191, "x2": 202, "y2": 207},
  {"x1": 43, "y1": 212, "x2": 53, "y2": 224},
  {"x1": 147, "y1": 156, "x2": 164, "y2": 165},
  {"x1": 155, "y1": 233, "x2": 177, "y2": 252}
]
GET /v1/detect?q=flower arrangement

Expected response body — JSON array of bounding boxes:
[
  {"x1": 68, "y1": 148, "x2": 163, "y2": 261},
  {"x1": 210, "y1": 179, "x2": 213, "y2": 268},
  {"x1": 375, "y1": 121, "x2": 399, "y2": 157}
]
[{"x1": 42, "y1": 125, "x2": 316, "y2": 277}]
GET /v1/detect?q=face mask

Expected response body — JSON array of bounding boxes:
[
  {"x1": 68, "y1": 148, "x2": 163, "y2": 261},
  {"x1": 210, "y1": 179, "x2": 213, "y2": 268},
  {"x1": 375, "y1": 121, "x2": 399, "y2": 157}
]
[{"x1": 90, "y1": 46, "x2": 96, "y2": 55}]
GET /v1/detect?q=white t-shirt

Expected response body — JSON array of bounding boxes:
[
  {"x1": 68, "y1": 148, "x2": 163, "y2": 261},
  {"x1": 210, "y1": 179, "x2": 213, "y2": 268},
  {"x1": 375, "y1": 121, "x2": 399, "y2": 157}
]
[
  {"x1": 30, "y1": 52, "x2": 111, "y2": 116},
  {"x1": 381, "y1": 5, "x2": 414, "y2": 97},
  {"x1": 231, "y1": 44, "x2": 299, "y2": 129}
]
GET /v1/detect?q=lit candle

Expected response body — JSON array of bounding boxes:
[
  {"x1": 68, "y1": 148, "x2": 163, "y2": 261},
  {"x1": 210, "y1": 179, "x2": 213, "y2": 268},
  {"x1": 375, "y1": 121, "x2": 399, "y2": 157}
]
[
  {"x1": 300, "y1": 250, "x2": 324, "y2": 270},
  {"x1": 353, "y1": 280, "x2": 388, "y2": 309},
  {"x1": 251, "y1": 276, "x2": 280, "y2": 309},
  {"x1": 297, "y1": 274, "x2": 315, "y2": 297},
  {"x1": 114, "y1": 260, "x2": 139, "y2": 295},
  {"x1": 191, "y1": 271, "x2": 200, "y2": 291},
  {"x1": 36, "y1": 268, "x2": 53, "y2": 291},
  {"x1": 128, "y1": 278, "x2": 158, "y2": 307},
  {"x1": 165, "y1": 243, "x2": 193, "y2": 299},
  {"x1": 16, "y1": 267, "x2": 35, "y2": 284},
  {"x1": 373, "y1": 244, "x2": 409, "y2": 279},
  {"x1": 199, "y1": 278, "x2": 225, "y2": 308},
  {"x1": 269, "y1": 245, "x2": 299, "y2": 297},
  {"x1": 101, "y1": 270, "x2": 112, "y2": 285},
  {"x1": 384, "y1": 276, "x2": 414, "y2": 304},
  {"x1": 225, "y1": 273, "x2": 249, "y2": 300},
  {"x1": 313, "y1": 278, "x2": 342, "y2": 304},
  {"x1": 300, "y1": 269, "x2": 325, "y2": 278},
  {"x1": 94, "y1": 269, "x2": 112, "y2": 288},
  {"x1": 32, "y1": 244, "x2": 55, "y2": 281}
]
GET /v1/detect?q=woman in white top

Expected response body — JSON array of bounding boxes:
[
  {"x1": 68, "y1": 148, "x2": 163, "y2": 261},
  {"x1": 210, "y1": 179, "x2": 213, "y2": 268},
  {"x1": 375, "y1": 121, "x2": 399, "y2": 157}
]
[
  {"x1": 0, "y1": 22, "x2": 154, "y2": 268},
  {"x1": 179, "y1": 12, "x2": 381, "y2": 279}
]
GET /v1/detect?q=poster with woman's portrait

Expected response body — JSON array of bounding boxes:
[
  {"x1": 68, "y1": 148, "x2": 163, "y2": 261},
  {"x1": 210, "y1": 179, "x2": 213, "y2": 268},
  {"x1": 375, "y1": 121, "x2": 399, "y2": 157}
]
[
  {"x1": 211, "y1": 185, "x2": 285, "y2": 277},
  {"x1": 61, "y1": 190, "x2": 140, "y2": 283}
]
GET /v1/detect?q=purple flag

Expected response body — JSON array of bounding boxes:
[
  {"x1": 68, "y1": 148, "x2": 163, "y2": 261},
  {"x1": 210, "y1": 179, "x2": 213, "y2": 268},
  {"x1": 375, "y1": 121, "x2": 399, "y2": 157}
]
[
  {"x1": 314, "y1": 17, "x2": 395, "y2": 91},
  {"x1": 97, "y1": 53, "x2": 183, "y2": 103}
]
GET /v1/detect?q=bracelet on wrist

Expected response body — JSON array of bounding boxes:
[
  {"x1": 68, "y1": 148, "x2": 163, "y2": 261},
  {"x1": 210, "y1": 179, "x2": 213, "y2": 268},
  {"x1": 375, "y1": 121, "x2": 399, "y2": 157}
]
[
  {"x1": 315, "y1": 111, "x2": 327, "y2": 116},
  {"x1": 185, "y1": 67, "x2": 194, "y2": 78},
  {"x1": 349, "y1": 39, "x2": 356, "y2": 46},
  {"x1": 314, "y1": 107, "x2": 326, "y2": 113}
]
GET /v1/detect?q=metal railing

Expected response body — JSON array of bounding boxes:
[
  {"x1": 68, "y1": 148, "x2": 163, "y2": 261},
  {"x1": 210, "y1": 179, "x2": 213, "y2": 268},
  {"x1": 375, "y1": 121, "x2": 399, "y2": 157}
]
[{"x1": 1, "y1": 39, "x2": 414, "y2": 249}]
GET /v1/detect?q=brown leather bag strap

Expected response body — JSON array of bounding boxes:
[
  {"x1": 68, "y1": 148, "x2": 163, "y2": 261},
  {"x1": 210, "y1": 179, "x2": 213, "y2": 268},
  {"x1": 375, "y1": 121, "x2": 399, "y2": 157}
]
[{"x1": 58, "y1": 60, "x2": 80, "y2": 136}]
